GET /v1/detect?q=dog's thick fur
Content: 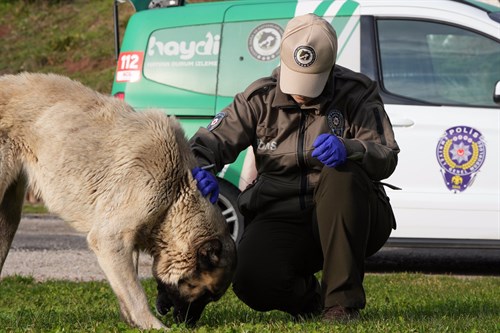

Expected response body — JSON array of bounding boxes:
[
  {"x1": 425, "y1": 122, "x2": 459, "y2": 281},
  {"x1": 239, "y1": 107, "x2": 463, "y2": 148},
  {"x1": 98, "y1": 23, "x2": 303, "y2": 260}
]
[{"x1": 0, "y1": 73, "x2": 236, "y2": 329}]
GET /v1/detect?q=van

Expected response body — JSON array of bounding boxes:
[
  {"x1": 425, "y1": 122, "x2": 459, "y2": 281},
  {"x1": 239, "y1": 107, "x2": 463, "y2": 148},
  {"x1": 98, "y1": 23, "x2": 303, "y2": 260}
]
[{"x1": 112, "y1": 0, "x2": 500, "y2": 247}]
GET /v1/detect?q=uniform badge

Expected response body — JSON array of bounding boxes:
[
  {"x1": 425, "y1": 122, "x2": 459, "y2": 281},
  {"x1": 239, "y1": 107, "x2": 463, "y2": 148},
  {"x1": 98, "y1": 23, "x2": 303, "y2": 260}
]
[
  {"x1": 327, "y1": 109, "x2": 344, "y2": 137},
  {"x1": 207, "y1": 112, "x2": 226, "y2": 131},
  {"x1": 436, "y1": 126, "x2": 486, "y2": 193}
]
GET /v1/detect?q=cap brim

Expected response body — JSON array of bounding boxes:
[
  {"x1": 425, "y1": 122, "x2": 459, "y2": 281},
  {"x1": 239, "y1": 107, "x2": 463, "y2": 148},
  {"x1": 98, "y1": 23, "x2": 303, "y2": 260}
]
[{"x1": 279, "y1": 61, "x2": 330, "y2": 98}]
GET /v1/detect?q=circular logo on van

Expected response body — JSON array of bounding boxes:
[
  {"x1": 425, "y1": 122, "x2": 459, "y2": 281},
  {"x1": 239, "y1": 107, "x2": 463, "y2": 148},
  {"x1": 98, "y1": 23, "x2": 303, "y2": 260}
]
[
  {"x1": 248, "y1": 23, "x2": 283, "y2": 61},
  {"x1": 436, "y1": 126, "x2": 486, "y2": 193}
]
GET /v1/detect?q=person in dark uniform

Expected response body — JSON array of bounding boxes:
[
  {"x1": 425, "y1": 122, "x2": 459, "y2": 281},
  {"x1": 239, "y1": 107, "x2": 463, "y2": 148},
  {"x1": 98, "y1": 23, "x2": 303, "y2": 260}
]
[{"x1": 189, "y1": 13, "x2": 399, "y2": 322}]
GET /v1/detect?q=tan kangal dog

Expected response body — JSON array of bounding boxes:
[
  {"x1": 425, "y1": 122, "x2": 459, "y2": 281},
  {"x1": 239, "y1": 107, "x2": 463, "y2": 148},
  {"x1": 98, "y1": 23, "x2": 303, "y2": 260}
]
[{"x1": 0, "y1": 73, "x2": 236, "y2": 329}]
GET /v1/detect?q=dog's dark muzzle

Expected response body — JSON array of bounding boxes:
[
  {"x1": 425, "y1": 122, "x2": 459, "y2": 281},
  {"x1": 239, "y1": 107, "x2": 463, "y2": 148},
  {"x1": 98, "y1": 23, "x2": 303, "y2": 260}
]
[{"x1": 155, "y1": 280, "x2": 224, "y2": 326}]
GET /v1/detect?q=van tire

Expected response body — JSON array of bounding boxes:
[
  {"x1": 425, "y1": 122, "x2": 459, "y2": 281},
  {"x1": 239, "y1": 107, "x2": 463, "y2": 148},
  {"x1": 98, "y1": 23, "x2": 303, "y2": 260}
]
[{"x1": 217, "y1": 178, "x2": 244, "y2": 245}]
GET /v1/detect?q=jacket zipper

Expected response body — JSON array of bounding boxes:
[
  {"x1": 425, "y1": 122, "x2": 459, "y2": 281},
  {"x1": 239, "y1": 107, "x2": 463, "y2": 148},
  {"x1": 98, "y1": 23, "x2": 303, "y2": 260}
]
[{"x1": 298, "y1": 110, "x2": 308, "y2": 210}]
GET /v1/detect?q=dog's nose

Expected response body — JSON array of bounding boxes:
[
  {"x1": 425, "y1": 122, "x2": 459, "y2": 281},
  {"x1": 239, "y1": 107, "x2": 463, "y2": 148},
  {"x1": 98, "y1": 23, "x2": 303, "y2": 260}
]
[{"x1": 156, "y1": 294, "x2": 173, "y2": 316}]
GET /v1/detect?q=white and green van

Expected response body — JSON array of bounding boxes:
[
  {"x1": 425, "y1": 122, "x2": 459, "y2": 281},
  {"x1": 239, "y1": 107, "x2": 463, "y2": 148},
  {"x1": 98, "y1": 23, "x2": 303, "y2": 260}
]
[{"x1": 112, "y1": 0, "x2": 500, "y2": 247}]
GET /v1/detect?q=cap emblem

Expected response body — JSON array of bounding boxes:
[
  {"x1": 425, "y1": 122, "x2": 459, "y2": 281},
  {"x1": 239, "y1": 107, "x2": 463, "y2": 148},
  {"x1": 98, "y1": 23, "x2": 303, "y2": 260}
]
[{"x1": 293, "y1": 46, "x2": 316, "y2": 67}]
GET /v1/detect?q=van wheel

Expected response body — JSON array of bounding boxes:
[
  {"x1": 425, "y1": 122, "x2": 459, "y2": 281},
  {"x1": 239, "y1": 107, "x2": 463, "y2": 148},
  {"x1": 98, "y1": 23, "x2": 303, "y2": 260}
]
[{"x1": 217, "y1": 179, "x2": 244, "y2": 245}]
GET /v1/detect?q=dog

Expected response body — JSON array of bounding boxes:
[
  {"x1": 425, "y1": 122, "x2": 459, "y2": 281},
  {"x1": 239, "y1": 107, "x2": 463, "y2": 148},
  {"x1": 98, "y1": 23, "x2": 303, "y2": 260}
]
[{"x1": 0, "y1": 72, "x2": 237, "y2": 329}]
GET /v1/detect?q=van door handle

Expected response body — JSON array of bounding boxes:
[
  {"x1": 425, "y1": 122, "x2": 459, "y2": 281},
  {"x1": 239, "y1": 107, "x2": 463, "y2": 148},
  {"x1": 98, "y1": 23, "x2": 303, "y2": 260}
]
[{"x1": 392, "y1": 118, "x2": 415, "y2": 127}]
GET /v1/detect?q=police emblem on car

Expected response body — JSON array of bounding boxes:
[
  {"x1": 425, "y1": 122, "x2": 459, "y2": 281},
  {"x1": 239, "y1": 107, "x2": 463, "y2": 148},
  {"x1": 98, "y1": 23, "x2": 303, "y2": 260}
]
[{"x1": 436, "y1": 125, "x2": 486, "y2": 193}]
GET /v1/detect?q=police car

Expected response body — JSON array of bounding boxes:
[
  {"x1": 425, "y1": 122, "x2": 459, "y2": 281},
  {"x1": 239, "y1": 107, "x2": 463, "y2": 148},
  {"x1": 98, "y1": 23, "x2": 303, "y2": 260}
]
[{"x1": 112, "y1": 0, "x2": 500, "y2": 247}]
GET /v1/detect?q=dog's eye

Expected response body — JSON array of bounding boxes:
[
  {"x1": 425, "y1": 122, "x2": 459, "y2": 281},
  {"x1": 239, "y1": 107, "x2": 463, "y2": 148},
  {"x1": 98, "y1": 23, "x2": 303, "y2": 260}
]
[{"x1": 180, "y1": 280, "x2": 196, "y2": 290}]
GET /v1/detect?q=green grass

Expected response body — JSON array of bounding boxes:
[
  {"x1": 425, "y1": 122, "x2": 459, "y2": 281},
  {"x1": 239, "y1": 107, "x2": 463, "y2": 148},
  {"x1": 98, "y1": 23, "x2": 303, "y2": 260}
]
[
  {"x1": 21, "y1": 203, "x2": 49, "y2": 215},
  {"x1": 0, "y1": 274, "x2": 498, "y2": 332}
]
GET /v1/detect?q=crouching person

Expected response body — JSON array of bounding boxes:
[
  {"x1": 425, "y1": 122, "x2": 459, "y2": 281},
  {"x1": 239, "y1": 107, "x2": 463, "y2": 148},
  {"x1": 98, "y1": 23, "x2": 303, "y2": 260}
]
[{"x1": 189, "y1": 13, "x2": 399, "y2": 322}]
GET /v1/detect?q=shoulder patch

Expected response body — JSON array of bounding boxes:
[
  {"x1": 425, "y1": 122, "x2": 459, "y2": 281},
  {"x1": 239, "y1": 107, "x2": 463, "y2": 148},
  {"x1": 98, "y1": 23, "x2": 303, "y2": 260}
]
[
  {"x1": 207, "y1": 112, "x2": 226, "y2": 131},
  {"x1": 243, "y1": 76, "x2": 276, "y2": 100}
]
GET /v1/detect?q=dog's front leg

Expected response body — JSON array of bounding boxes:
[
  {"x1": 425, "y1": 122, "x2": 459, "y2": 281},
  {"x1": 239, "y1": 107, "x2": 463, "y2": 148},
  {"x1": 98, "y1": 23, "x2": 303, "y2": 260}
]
[
  {"x1": 0, "y1": 177, "x2": 27, "y2": 274},
  {"x1": 87, "y1": 227, "x2": 166, "y2": 330}
]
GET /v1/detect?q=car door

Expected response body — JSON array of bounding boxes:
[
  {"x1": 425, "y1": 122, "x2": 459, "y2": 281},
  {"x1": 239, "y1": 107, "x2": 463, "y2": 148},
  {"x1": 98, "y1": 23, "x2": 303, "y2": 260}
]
[{"x1": 369, "y1": 14, "x2": 500, "y2": 243}]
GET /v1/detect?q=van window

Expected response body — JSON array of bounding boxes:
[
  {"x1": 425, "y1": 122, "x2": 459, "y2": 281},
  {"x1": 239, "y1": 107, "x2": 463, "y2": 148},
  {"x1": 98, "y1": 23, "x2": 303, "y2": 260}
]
[
  {"x1": 143, "y1": 24, "x2": 221, "y2": 95},
  {"x1": 377, "y1": 19, "x2": 500, "y2": 107}
]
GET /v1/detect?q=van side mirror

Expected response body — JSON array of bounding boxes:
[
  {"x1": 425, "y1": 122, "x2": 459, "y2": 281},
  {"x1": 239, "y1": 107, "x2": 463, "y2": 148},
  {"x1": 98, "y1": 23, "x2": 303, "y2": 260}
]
[{"x1": 494, "y1": 81, "x2": 500, "y2": 105}]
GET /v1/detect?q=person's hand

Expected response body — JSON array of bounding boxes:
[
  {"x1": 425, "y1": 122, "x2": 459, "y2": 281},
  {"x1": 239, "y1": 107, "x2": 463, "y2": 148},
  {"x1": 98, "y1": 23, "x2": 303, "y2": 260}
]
[
  {"x1": 192, "y1": 167, "x2": 219, "y2": 204},
  {"x1": 312, "y1": 133, "x2": 347, "y2": 168}
]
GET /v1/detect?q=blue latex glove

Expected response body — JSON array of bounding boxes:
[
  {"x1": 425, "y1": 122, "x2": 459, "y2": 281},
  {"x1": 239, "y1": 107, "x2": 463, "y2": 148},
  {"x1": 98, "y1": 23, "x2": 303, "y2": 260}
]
[
  {"x1": 192, "y1": 167, "x2": 219, "y2": 204},
  {"x1": 312, "y1": 133, "x2": 347, "y2": 168}
]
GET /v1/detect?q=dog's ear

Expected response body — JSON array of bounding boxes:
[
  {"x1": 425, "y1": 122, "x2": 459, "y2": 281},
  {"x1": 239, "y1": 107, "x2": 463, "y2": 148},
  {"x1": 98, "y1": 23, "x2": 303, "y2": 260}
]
[{"x1": 197, "y1": 239, "x2": 222, "y2": 269}]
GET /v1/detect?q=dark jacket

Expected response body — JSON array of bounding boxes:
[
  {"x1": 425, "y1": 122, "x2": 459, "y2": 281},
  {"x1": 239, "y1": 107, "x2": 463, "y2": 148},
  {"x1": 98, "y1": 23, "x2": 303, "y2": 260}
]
[{"x1": 190, "y1": 65, "x2": 400, "y2": 214}]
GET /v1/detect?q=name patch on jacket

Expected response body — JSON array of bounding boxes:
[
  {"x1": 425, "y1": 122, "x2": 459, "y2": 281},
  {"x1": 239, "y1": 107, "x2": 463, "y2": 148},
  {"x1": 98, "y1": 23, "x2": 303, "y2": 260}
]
[
  {"x1": 327, "y1": 109, "x2": 344, "y2": 136},
  {"x1": 207, "y1": 112, "x2": 226, "y2": 131}
]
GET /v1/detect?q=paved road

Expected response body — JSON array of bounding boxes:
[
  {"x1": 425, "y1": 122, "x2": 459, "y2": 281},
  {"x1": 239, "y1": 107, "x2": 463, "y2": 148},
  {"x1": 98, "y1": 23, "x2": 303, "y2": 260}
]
[
  {"x1": 1, "y1": 214, "x2": 153, "y2": 281},
  {"x1": 1, "y1": 214, "x2": 499, "y2": 281}
]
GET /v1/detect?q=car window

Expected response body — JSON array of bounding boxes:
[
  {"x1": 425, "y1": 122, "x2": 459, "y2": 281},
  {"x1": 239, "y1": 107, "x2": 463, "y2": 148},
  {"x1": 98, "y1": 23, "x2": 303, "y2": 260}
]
[
  {"x1": 143, "y1": 24, "x2": 221, "y2": 95},
  {"x1": 377, "y1": 19, "x2": 500, "y2": 107}
]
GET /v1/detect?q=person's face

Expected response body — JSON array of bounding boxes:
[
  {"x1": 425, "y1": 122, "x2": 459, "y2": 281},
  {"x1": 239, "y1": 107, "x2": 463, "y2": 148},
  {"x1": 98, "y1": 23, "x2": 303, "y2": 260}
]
[{"x1": 291, "y1": 95, "x2": 314, "y2": 105}]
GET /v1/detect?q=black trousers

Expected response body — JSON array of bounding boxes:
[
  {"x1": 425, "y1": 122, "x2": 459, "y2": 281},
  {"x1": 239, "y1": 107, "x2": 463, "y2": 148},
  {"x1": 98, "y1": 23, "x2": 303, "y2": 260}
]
[{"x1": 232, "y1": 161, "x2": 394, "y2": 316}]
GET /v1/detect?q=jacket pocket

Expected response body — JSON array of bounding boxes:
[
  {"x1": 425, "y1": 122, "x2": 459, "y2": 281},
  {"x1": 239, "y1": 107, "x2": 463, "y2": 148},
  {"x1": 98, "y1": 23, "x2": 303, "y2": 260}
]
[
  {"x1": 237, "y1": 175, "x2": 300, "y2": 221},
  {"x1": 237, "y1": 177, "x2": 262, "y2": 219}
]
